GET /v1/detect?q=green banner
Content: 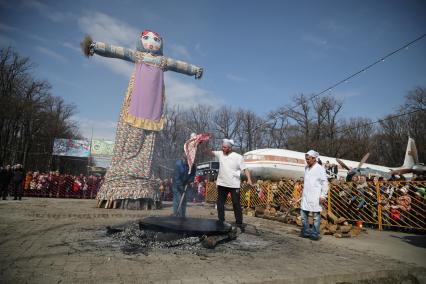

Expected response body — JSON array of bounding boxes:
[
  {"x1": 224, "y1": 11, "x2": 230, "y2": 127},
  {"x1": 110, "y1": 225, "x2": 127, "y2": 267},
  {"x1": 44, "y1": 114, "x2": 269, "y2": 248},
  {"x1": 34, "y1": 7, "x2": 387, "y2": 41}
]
[{"x1": 91, "y1": 139, "x2": 114, "y2": 156}]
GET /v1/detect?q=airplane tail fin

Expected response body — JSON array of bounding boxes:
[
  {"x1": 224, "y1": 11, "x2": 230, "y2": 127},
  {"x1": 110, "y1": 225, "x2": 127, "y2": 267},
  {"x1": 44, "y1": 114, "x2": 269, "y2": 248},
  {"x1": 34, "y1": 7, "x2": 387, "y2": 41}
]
[{"x1": 401, "y1": 137, "x2": 418, "y2": 169}]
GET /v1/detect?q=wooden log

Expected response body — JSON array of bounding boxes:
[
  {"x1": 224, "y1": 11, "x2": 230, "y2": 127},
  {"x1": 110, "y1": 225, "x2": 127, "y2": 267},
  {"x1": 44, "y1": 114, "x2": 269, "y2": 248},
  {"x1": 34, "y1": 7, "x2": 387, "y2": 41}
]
[
  {"x1": 349, "y1": 228, "x2": 361, "y2": 238},
  {"x1": 262, "y1": 215, "x2": 279, "y2": 221},
  {"x1": 255, "y1": 207, "x2": 265, "y2": 216},
  {"x1": 201, "y1": 234, "x2": 231, "y2": 249},
  {"x1": 337, "y1": 217, "x2": 346, "y2": 224},
  {"x1": 339, "y1": 225, "x2": 352, "y2": 233},
  {"x1": 287, "y1": 215, "x2": 297, "y2": 223},
  {"x1": 296, "y1": 217, "x2": 302, "y2": 227},
  {"x1": 328, "y1": 224, "x2": 338, "y2": 234},
  {"x1": 334, "y1": 233, "x2": 342, "y2": 238},
  {"x1": 327, "y1": 212, "x2": 338, "y2": 224},
  {"x1": 284, "y1": 217, "x2": 292, "y2": 224},
  {"x1": 275, "y1": 216, "x2": 287, "y2": 223}
]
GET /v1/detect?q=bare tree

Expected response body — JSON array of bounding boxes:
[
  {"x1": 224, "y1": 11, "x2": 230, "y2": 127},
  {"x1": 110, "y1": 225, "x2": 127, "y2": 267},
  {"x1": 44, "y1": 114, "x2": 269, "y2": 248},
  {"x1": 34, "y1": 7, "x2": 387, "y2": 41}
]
[
  {"x1": 312, "y1": 96, "x2": 343, "y2": 156},
  {"x1": 213, "y1": 106, "x2": 239, "y2": 141},
  {"x1": 0, "y1": 47, "x2": 80, "y2": 170}
]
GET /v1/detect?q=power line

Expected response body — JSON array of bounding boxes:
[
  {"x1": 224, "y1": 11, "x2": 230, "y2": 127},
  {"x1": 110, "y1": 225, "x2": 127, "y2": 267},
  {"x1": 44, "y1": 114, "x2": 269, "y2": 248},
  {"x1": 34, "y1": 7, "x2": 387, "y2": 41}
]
[
  {"x1": 334, "y1": 108, "x2": 426, "y2": 135},
  {"x1": 275, "y1": 33, "x2": 426, "y2": 116}
]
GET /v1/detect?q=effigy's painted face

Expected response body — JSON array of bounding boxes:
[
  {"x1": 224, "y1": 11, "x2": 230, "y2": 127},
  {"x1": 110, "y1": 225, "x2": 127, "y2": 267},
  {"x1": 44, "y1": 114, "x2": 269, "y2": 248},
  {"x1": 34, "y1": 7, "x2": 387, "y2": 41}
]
[{"x1": 141, "y1": 31, "x2": 162, "y2": 52}]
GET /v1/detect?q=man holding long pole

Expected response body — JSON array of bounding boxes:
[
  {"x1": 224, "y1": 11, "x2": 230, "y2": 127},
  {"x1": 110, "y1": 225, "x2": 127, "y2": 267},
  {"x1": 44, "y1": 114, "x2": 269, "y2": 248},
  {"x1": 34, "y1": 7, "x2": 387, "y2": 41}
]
[
  {"x1": 174, "y1": 133, "x2": 210, "y2": 217},
  {"x1": 172, "y1": 155, "x2": 196, "y2": 217}
]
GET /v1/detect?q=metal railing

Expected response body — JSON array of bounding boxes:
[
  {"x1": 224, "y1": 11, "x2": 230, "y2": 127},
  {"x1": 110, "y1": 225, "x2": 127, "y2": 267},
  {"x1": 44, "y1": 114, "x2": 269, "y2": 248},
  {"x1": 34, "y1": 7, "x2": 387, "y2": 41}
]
[{"x1": 206, "y1": 180, "x2": 426, "y2": 231}]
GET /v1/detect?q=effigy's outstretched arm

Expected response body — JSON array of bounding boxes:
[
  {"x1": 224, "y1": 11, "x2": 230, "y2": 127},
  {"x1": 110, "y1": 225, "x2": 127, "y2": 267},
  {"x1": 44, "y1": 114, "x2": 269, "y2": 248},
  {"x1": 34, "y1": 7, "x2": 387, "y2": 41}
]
[
  {"x1": 164, "y1": 57, "x2": 203, "y2": 79},
  {"x1": 81, "y1": 35, "x2": 203, "y2": 78},
  {"x1": 81, "y1": 35, "x2": 135, "y2": 63}
]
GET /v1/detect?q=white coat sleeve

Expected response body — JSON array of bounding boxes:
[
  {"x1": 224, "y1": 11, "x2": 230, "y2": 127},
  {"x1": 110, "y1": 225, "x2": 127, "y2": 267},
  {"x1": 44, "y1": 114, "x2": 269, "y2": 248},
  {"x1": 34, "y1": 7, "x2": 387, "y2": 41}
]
[{"x1": 320, "y1": 168, "x2": 328, "y2": 199}]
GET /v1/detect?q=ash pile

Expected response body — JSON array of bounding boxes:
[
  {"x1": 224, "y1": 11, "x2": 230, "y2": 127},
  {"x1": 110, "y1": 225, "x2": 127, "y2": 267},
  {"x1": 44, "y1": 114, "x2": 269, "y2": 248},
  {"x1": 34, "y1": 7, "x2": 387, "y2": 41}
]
[
  {"x1": 246, "y1": 206, "x2": 363, "y2": 238},
  {"x1": 106, "y1": 216, "x2": 239, "y2": 254}
]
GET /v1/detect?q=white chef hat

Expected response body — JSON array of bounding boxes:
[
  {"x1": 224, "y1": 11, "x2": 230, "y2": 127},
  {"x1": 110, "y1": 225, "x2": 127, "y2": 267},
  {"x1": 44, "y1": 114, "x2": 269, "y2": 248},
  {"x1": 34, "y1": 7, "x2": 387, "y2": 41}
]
[
  {"x1": 222, "y1": 138, "x2": 235, "y2": 146},
  {"x1": 305, "y1": 150, "x2": 319, "y2": 158}
]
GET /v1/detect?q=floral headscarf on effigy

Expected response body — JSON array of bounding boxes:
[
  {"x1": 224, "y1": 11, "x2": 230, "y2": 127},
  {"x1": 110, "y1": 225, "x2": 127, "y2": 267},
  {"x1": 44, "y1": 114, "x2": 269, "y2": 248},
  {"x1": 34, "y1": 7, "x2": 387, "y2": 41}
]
[{"x1": 136, "y1": 30, "x2": 164, "y2": 55}]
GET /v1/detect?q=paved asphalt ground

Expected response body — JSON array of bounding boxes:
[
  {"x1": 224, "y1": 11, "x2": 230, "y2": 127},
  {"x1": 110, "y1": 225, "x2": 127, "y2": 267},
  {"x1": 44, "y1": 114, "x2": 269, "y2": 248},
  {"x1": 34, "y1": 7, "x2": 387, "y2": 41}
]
[{"x1": 0, "y1": 198, "x2": 425, "y2": 284}]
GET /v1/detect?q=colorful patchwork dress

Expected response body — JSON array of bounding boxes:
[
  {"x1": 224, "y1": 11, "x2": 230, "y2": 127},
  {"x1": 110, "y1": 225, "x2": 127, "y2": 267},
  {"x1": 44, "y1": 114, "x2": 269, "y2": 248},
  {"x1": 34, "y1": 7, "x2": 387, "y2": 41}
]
[{"x1": 87, "y1": 30, "x2": 203, "y2": 205}]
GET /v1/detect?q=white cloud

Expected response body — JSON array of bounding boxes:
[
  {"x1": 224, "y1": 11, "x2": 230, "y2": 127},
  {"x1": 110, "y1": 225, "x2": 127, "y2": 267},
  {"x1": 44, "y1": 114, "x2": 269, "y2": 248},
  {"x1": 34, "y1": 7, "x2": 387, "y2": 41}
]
[
  {"x1": 0, "y1": 22, "x2": 49, "y2": 45},
  {"x1": 195, "y1": 43, "x2": 207, "y2": 57},
  {"x1": 301, "y1": 34, "x2": 328, "y2": 47},
  {"x1": 0, "y1": 22, "x2": 19, "y2": 32},
  {"x1": 169, "y1": 43, "x2": 190, "y2": 59},
  {"x1": 226, "y1": 74, "x2": 245, "y2": 82},
  {"x1": 61, "y1": 42, "x2": 80, "y2": 53},
  {"x1": 324, "y1": 20, "x2": 345, "y2": 34},
  {"x1": 73, "y1": 116, "x2": 117, "y2": 140},
  {"x1": 23, "y1": 0, "x2": 74, "y2": 22},
  {"x1": 92, "y1": 56, "x2": 134, "y2": 77},
  {"x1": 34, "y1": 46, "x2": 67, "y2": 63},
  {"x1": 165, "y1": 73, "x2": 222, "y2": 109},
  {"x1": 27, "y1": 34, "x2": 49, "y2": 43},
  {"x1": 78, "y1": 11, "x2": 138, "y2": 47}
]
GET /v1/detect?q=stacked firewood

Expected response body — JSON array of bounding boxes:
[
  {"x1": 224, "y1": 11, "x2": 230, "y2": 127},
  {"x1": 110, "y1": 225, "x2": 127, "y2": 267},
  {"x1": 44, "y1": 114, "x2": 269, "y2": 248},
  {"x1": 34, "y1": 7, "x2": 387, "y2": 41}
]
[{"x1": 244, "y1": 206, "x2": 362, "y2": 238}]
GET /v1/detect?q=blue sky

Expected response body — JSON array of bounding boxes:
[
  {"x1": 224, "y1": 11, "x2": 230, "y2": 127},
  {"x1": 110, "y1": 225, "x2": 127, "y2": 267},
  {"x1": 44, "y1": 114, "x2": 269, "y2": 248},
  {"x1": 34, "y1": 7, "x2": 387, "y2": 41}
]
[{"x1": 1, "y1": 0, "x2": 425, "y2": 140}]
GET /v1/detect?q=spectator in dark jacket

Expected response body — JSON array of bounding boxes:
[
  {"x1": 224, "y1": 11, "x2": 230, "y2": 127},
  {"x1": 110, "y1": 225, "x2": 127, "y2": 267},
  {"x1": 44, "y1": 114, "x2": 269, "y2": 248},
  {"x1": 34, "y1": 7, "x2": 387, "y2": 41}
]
[
  {"x1": 12, "y1": 164, "x2": 25, "y2": 200},
  {"x1": 0, "y1": 165, "x2": 13, "y2": 200}
]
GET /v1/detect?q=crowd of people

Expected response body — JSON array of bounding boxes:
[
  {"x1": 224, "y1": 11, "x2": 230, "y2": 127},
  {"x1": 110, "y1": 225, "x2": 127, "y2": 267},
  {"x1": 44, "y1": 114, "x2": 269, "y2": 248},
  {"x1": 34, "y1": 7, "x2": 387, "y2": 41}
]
[
  {"x1": 0, "y1": 163, "x2": 210, "y2": 204},
  {"x1": 0, "y1": 165, "x2": 104, "y2": 200},
  {"x1": 278, "y1": 173, "x2": 425, "y2": 230},
  {"x1": 0, "y1": 164, "x2": 25, "y2": 200},
  {"x1": 159, "y1": 177, "x2": 208, "y2": 204},
  {"x1": 331, "y1": 175, "x2": 425, "y2": 227}
]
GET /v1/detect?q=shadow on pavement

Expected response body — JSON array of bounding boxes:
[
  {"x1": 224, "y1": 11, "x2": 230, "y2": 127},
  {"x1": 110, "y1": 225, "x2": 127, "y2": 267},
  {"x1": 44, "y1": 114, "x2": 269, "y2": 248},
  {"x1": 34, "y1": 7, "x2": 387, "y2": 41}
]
[{"x1": 391, "y1": 234, "x2": 426, "y2": 249}]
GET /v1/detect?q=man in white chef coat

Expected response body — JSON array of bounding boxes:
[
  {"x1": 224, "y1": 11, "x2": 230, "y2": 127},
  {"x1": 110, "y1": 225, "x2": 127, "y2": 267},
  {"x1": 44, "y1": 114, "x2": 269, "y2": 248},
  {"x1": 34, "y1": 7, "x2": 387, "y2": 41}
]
[
  {"x1": 209, "y1": 138, "x2": 253, "y2": 230},
  {"x1": 301, "y1": 150, "x2": 328, "y2": 241}
]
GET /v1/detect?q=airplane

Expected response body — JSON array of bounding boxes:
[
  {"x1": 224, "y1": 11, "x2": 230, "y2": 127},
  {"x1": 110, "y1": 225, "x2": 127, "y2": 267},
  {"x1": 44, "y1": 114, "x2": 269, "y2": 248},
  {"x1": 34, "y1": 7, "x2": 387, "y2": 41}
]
[
  {"x1": 243, "y1": 137, "x2": 419, "y2": 181},
  {"x1": 389, "y1": 138, "x2": 426, "y2": 176},
  {"x1": 335, "y1": 153, "x2": 392, "y2": 181}
]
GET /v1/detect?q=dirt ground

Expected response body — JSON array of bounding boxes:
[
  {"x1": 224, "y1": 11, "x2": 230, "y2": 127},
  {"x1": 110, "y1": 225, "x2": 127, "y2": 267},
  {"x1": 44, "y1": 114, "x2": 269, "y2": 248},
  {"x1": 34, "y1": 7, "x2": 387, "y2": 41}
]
[{"x1": 0, "y1": 198, "x2": 425, "y2": 284}]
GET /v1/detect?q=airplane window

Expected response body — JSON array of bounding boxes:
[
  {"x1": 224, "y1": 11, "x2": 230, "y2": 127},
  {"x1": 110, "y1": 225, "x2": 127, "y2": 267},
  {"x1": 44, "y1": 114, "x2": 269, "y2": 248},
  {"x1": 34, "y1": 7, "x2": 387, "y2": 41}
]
[{"x1": 244, "y1": 155, "x2": 264, "y2": 160}]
